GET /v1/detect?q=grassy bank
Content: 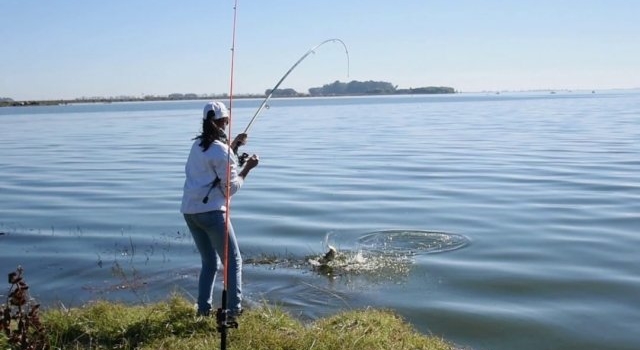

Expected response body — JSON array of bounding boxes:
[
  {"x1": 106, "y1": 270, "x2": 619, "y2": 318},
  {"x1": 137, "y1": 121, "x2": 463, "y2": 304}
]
[{"x1": 2, "y1": 294, "x2": 455, "y2": 350}]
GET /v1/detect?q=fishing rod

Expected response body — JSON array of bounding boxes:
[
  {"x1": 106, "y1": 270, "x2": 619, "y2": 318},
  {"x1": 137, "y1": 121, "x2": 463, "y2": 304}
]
[
  {"x1": 235, "y1": 38, "x2": 350, "y2": 164},
  {"x1": 216, "y1": 1, "x2": 239, "y2": 350},
  {"x1": 243, "y1": 38, "x2": 349, "y2": 134}
]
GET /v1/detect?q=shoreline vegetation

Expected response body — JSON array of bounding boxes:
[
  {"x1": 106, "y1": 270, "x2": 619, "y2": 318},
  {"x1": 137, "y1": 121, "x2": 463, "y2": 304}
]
[
  {"x1": 2, "y1": 267, "x2": 458, "y2": 350},
  {"x1": 0, "y1": 80, "x2": 456, "y2": 107}
]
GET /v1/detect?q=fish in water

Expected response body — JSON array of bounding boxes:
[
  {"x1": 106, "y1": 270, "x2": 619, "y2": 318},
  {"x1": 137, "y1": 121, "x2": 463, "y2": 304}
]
[{"x1": 319, "y1": 245, "x2": 337, "y2": 264}]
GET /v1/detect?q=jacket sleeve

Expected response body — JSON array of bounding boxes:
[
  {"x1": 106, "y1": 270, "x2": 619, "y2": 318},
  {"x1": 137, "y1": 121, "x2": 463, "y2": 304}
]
[{"x1": 211, "y1": 142, "x2": 244, "y2": 197}]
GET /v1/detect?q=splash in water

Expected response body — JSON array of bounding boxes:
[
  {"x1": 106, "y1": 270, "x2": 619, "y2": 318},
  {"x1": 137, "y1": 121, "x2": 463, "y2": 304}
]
[
  {"x1": 307, "y1": 230, "x2": 470, "y2": 278},
  {"x1": 247, "y1": 229, "x2": 470, "y2": 280}
]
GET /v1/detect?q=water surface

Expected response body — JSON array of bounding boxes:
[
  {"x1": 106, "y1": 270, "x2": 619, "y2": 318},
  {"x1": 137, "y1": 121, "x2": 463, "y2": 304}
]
[{"x1": 1, "y1": 91, "x2": 639, "y2": 350}]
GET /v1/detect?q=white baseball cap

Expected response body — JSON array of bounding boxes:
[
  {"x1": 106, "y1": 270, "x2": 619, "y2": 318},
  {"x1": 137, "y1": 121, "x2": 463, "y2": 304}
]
[{"x1": 202, "y1": 101, "x2": 229, "y2": 120}]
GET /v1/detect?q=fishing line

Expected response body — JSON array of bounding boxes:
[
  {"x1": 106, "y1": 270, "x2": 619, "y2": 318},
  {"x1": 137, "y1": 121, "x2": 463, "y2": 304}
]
[
  {"x1": 233, "y1": 38, "x2": 350, "y2": 164},
  {"x1": 242, "y1": 38, "x2": 350, "y2": 134}
]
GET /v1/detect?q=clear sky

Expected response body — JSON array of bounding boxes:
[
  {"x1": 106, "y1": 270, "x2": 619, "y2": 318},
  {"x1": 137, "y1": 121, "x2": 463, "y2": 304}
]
[{"x1": 2, "y1": 0, "x2": 639, "y2": 100}]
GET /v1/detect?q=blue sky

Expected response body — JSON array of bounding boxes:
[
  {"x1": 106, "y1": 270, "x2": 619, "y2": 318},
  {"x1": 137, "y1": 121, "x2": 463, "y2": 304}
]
[{"x1": 2, "y1": 0, "x2": 639, "y2": 100}]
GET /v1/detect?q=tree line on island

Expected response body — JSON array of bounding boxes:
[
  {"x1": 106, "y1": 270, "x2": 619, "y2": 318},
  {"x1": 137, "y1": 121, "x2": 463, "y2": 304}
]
[
  {"x1": 268, "y1": 80, "x2": 455, "y2": 97},
  {"x1": 1, "y1": 80, "x2": 455, "y2": 107}
]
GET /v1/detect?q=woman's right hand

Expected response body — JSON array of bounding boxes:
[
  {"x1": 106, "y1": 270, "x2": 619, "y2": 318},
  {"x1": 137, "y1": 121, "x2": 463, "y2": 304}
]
[
  {"x1": 244, "y1": 154, "x2": 259, "y2": 169},
  {"x1": 239, "y1": 154, "x2": 259, "y2": 179}
]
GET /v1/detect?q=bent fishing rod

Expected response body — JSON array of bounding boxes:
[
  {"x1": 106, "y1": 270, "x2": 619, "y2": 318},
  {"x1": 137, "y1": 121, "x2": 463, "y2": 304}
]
[{"x1": 234, "y1": 38, "x2": 350, "y2": 164}]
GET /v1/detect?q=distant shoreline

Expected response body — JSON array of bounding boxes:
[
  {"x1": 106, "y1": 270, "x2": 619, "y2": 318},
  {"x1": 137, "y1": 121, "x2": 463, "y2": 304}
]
[
  {"x1": 0, "y1": 90, "x2": 456, "y2": 108},
  {"x1": 5, "y1": 87, "x2": 631, "y2": 108}
]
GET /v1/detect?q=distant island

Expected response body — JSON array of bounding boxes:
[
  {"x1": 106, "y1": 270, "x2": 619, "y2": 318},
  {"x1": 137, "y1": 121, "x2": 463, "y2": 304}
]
[
  {"x1": 272, "y1": 80, "x2": 455, "y2": 97},
  {"x1": 0, "y1": 80, "x2": 455, "y2": 107}
]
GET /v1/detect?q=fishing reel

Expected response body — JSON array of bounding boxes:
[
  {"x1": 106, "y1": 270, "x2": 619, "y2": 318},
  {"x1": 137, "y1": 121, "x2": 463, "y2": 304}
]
[{"x1": 238, "y1": 152, "x2": 249, "y2": 167}]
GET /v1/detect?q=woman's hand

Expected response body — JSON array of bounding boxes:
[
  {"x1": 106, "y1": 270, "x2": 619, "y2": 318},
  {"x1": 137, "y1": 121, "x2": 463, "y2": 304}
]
[
  {"x1": 239, "y1": 154, "x2": 259, "y2": 179},
  {"x1": 244, "y1": 154, "x2": 259, "y2": 169}
]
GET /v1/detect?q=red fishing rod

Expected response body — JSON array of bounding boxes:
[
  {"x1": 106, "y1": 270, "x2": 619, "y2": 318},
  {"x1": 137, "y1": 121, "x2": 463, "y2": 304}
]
[{"x1": 216, "y1": 1, "x2": 239, "y2": 349}]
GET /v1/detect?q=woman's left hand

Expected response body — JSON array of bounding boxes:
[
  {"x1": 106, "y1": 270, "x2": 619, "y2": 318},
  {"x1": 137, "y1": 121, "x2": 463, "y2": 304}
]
[{"x1": 232, "y1": 133, "x2": 248, "y2": 149}]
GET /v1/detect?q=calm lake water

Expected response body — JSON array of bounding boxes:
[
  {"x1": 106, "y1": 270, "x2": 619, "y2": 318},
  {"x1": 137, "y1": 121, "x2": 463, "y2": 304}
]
[{"x1": 1, "y1": 92, "x2": 639, "y2": 350}]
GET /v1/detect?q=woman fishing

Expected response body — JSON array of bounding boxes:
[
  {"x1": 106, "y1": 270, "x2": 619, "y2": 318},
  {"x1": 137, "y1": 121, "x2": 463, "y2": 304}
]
[{"x1": 180, "y1": 101, "x2": 259, "y2": 318}]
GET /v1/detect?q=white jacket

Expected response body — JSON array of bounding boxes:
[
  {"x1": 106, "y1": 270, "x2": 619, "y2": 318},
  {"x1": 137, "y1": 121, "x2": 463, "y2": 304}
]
[{"x1": 180, "y1": 139, "x2": 244, "y2": 214}]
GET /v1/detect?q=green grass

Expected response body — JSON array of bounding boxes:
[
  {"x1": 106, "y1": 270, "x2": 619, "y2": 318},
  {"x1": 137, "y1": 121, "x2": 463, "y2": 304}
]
[{"x1": 2, "y1": 295, "x2": 456, "y2": 350}]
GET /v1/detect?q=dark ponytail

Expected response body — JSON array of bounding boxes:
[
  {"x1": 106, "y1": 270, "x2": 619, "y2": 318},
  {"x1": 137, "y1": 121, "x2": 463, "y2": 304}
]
[{"x1": 195, "y1": 113, "x2": 227, "y2": 152}]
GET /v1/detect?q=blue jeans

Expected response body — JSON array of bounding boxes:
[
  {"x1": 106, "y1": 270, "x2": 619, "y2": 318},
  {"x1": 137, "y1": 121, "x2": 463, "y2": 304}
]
[{"x1": 183, "y1": 211, "x2": 242, "y2": 315}]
